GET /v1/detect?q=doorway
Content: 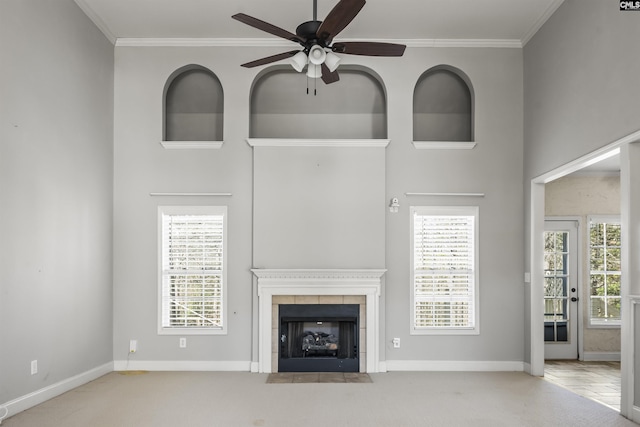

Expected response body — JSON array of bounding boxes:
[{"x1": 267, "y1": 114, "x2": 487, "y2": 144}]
[
  {"x1": 544, "y1": 220, "x2": 579, "y2": 360},
  {"x1": 529, "y1": 140, "x2": 634, "y2": 417}
]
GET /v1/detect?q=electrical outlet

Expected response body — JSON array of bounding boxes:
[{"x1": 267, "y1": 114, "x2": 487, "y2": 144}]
[
  {"x1": 392, "y1": 338, "x2": 401, "y2": 349},
  {"x1": 129, "y1": 339, "x2": 137, "y2": 353},
  {"x1": 31, "y1": 360, "x2": 38, "y2": 375},
  {"x1": 179, "y1": 337, "x2": 187, "y2": 348}
]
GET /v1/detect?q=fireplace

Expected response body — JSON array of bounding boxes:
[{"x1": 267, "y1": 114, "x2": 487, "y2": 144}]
[
  {"x1": 251, "y1": 269, "x2": 385, "y2": 373},
  {"x1": 279, "y1": 304, "x2": 359, "y2": 372}
]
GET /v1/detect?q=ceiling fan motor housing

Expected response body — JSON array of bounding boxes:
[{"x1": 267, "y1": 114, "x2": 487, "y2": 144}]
[{"x1": 296, "y1": 20, "x2": 323, "y2": 46}]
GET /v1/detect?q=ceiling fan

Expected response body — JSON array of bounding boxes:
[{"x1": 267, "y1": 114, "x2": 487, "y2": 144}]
[{"x1": 232, "y1": 0, "x2": 406, "y2": 85}]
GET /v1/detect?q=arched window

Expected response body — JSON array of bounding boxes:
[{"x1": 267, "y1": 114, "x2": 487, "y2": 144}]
[
  {"x1": 164, "y1": 65, "x2": 223, "y2": 142},
  {"x1": 250, "y1": 67, "x2": 387, "y2": 139},
  {"x1": 413, "y1": 66, "x2": 473, "y2": 143}
]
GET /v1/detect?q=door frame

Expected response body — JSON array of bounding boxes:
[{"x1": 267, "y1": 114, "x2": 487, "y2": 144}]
[
  {"x1": 528, "y1": 131, "x2": 639, "y2": 419},
  {"x1": 544, "y1": 217, "x2": 583, "y2": 360}
]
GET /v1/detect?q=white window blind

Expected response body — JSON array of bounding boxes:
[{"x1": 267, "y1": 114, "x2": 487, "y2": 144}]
[
  {"x1": 411, "y1": 206, "x2": 478, "y2": 333},
  {"x1": 159, "y1": 207, "x2": 226, "y2": 333}
]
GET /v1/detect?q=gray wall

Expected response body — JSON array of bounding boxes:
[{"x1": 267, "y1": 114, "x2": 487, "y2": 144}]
[
  {"x1": 113, "y1": 44, "x2": 524, "y2": 365},
  {"x1": 524, "y1": 0, "x2": 640, "y2": 365},
  {"x1": 524, "y1": 0, "x2": 640, "y2": 180},
  {"x1": 385, "y1": 47, "x2": 524, "y2": 363},
  {"x1": 113, "y1": 47, "x2": 255, "y2": 362},
  {"x1": 253, "y1": 146, "x2": 386, "y2": 269},
  {"x1": 0, "y1": 0, "x2": 114, "y2": 404}
]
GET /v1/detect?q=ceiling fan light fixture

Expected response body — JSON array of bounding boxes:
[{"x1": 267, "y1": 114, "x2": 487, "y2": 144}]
[
  {"x1": 308, "y1": 44, "x2": 326, "y2": 66},
  {"x1": 290, "y1": 51, "x2": 308, "y2": 72},
  {"x1": 324, "y1": 51, "x2": 341, "y2": 72},
  {"x1": 232, "y1": 0, "x2": 406, "y2": 85},
  {"x1": 306, "y1": 63, "x2": 322, "y2": 79}
]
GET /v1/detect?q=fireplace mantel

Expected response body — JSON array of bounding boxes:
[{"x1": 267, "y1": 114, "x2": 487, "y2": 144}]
[{"x1": 251, "y1": 269, "x2": 385, "y2": 373}]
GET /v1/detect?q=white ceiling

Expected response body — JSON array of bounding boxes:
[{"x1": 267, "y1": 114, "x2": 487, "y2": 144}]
[{"x1": 75, "y1": 0, "x2": 564, "y2": 46}]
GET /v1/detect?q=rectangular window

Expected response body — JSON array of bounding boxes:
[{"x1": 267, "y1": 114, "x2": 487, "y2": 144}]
[
  {"x1": 158, "y1": 206, "x2": 227, "y2": 335},
  {"x1": 589, "y1": 216, "x2": 621, "y2": 326},
  {"x1": 410, "y1": 206, "x2": 479, "y2": 335}
]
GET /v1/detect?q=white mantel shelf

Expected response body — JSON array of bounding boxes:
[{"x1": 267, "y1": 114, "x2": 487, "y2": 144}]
[
  {"x1": 251, "y1": 268, "x2": 386, "y2": 374},
  {"x1": 251, "y1": 269, "x2": 387, "y2": 281},
  {"x1": 246, "y1": 139, "x2": 390, "y2": 148}
]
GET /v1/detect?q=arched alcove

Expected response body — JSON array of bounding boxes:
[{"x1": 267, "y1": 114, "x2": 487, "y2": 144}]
[
  {"x1": 163, "y1": 65, "x2": 223, "y2": 142},
  {"x1": 413, "y1": 65, "x2": 474, "y2": 144},
  {"x1": 250, "y1": 66, "x2": 387, "y2": 139}
]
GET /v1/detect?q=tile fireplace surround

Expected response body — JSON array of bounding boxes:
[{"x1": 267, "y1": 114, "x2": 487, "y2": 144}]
[{"x1": 251, "y1": 269, "x2": 385, "y2": 374}]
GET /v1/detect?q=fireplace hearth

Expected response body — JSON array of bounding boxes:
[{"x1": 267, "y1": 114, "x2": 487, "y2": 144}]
[{"x1": 279, "y1": 304, "x2": 359, "y2": 372}]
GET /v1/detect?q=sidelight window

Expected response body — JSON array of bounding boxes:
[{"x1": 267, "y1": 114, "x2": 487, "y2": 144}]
[{"x1": 589, "y1": 216, "x2": 621, "y2": 326}]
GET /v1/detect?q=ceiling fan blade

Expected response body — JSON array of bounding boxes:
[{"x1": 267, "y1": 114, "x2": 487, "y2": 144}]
[
  {"x1": 321, "y1": 63, "x2": 340, "y2": 84},
  {"x1": 240, "y1": 50, "x2": 301, "y2": 68},
  {"x1": 316, "y1": 0, "x2": 366, "y2": 44},
  {"x1": 332, "y1": 42, "x2": 406, "y2": 56},
  {"x1": 232, "y1": 13, "x2": 305, "y2": 44}
]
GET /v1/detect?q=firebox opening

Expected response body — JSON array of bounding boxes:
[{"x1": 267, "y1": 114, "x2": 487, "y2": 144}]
[{"x1": 279, "y1": 304, "x2": 359, "y2": 372}]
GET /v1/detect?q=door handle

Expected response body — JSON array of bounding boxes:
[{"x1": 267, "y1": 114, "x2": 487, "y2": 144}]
[{"x1": 571, "y1": 297, "x2": 578, "y2": 302}]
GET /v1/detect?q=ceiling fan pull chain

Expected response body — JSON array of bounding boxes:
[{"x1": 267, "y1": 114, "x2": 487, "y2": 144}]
[{"x1": 313, "y1": 0, "x2": 317, "y2": 21}]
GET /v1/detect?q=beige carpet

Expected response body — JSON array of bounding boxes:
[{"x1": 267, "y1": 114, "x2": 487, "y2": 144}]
[{"x1": 2, "y1": 371, "x2": 635, "y2": 427}]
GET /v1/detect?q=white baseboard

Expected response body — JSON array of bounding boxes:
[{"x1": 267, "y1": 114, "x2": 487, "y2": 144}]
[
  {"x1": 250, "y1": 362, "x2": 259, "y2": 373},
  {"x1": 113, "y1": 360, "x2": 251, "y2": 372},
  {"x1": 523, "y1": 362, "x2": 533, "y2": 375},
  {"x1": 377, "y1": 361, "x2": 388, "y2": 373},
  {"x1": 582, "y1": 352, "x2": 621, "y2": 362},
  {"x1": 632, "y1": 405, "x2": 640, "y2": 423},
  {"x1": 385, "y1": 360, "x2": 525, "y2": 372},
  {"x1": 1, "y1": 362, "x2": 113, "y2": 420}
]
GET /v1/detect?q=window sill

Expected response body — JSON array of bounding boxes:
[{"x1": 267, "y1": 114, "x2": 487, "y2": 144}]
[
  {"x1": 160, "y1": 141, "x2": 224, "y2": 149},
  {"x1": 587, "y1": 323, "x2": 621, "y2": 329},
  {"x1": 411, "y1": 328, "x2": 479, "y2": 336},
  {"x1": 412, "y1": 141, "x2": 476, "y2": 150},
  {"x1": 158, "y1": 328, "x2": 227, "y2": 336}
]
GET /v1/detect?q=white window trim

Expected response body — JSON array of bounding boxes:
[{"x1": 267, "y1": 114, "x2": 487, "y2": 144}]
[
  {"x1": 410, "y1": 205, "x2": 480, "y2": 335},
  {"x1": 587, "y1": 215, "x2": 621, "y2": 328},
  {"x1": 157, "y1": 205, "x2": 228, "y2": 335}
]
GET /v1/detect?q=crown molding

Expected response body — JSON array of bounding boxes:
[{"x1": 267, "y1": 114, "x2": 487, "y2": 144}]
[
  {"x1": 74, "y1": 0, "x2": 117, "y2": 44},
  {"x1": 115, "y1": 37, "x2": 523, "y2": 49},
  {"x1": 116, "y1": 38, "x2": 294, "y2": 47},
  {"x1": 409, "y1": 39, "x2": 522, "y2": 49},
  {"x1": 521, "y1": 0, "x2": 565, "y2": 46}
]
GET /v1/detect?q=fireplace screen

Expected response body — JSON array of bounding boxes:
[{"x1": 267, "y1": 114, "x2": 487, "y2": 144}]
[{"x1": 279, "y1": 304, "x2": 359, "y2": 372}]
